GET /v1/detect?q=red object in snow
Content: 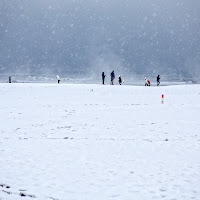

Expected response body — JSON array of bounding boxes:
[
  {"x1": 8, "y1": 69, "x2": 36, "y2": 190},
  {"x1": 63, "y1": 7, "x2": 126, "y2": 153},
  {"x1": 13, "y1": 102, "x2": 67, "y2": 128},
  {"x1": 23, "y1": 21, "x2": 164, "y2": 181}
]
[{"x1": 162, "y1": 94, "x2": 164, "y2": 104}]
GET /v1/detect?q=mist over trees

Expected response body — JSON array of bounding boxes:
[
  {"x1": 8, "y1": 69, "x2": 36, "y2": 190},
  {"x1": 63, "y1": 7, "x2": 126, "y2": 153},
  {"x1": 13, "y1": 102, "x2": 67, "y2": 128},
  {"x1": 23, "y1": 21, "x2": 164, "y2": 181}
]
[{"x1": 0, "y1": 0, "x2": 200, "y2": 81}]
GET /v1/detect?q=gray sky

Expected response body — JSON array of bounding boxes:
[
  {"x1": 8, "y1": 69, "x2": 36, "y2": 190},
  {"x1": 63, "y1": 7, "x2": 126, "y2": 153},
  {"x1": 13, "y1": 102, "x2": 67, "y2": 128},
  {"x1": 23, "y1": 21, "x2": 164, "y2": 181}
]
[{"x1": 0, "y1": 0, "x2": 200, "y2": 80}]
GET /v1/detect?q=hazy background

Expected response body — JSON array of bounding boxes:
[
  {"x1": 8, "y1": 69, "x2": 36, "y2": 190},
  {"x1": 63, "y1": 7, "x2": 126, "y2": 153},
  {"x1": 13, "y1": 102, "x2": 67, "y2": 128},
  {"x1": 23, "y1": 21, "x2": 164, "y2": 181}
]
[{"x1": 0, "y1": 0, "x2": 200, "y2": 83}]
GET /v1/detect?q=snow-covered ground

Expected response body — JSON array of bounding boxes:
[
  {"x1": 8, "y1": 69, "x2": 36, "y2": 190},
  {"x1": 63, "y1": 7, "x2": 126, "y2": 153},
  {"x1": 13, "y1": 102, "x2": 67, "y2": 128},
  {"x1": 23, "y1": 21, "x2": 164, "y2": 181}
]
[{"x1": 0, "y1": 83, "x2": 200, "y2": 200}]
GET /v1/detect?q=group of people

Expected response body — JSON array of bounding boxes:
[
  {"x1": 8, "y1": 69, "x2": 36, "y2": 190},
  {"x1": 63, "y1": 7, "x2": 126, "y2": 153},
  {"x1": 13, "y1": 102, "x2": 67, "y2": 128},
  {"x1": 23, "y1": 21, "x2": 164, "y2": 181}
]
[
  {"x1": 102, "y1": 70, "x2": 123, "y2": 85},
  {"x1": 145, "y1": 75, "x2": 160, "y2": 86},
  {"x1": 57, "y1": 72, "x2": 160, "y2": 86},
  {"x1": 102, "y1": 71, "x2": 161, "y2": 86}
]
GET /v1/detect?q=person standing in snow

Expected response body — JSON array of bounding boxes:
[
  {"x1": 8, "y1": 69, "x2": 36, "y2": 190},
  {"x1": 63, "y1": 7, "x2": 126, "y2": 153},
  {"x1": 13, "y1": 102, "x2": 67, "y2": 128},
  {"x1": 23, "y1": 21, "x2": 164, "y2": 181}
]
[
  {"x1": 57, "y1": 75, "x2": 60, "y2": 84},
  {"x1": 157, "y1": 75, "x2": 160, "y2": 86},
  {"x1": 110, "y1": 70, "x2": 115, "y2": 85},
  {"x1": 102, "y1": 72, "x2": 106, "y2": 85},
  {"x1": 119, "y1": 75, "x2": 122, "y2": 85},
  {"x1": 145, "y1": 77, "x2": 148, "y2": 86}
]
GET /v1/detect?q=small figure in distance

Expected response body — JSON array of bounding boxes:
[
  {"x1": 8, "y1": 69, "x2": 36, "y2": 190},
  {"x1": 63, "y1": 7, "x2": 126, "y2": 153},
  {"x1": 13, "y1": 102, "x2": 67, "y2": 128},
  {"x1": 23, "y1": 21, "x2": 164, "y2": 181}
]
[
  {"x1": 145, "y1": 77, "x2": 148, "y2": 86},
  {"x1": 102, "y1": 72, "x2": 106, "y2": 85},
  {"x1": 157, "y1": 75, "x2": 160, "y2": 86},
  {"x1": 57, "y1": 75, "x2": 60, "y2": 84},
  {"x1": 110, "y1": 70, "x2": 115, "y2": 85},
  {"x1": 148, "y1": 79, "x2": 151, "y2": 86},
  {"x1": 119, "y1": 75, "x2": 122, "y2": 85},
  {"x1": 145, "y1": 77, "x2": 150, "y2": 86}
]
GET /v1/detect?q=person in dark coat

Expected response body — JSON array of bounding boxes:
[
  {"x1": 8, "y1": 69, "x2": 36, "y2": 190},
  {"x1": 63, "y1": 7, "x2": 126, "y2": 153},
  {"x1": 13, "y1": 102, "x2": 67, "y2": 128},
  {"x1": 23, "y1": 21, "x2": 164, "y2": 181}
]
[
  {"x1": 119, "y1": 75, "x2": 122, "y2": 85},
  {"x1": 110, "y1": 70, "x2": 115, "y2": 85},
  {"x1": 157, "y1": 75, "x2": 160, "y2": 86},
  {"x1": 102, "y1": 72, "x2": 106, "y2": 85}
]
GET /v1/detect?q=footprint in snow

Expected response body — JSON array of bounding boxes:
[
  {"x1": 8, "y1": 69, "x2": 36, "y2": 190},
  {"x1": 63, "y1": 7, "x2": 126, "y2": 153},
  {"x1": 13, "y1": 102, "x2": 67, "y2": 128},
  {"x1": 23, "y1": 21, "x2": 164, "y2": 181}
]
[{"x1": 0, "y1": 184, "x2": 10, "y2": 189}]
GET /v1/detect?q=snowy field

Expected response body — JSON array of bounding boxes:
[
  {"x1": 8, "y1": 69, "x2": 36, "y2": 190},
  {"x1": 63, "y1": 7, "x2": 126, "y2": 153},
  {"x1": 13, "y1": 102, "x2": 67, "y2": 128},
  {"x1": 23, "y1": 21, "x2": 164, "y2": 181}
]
[{"x1": 0, "y1": 83, "x2": 200, "y2": 200}]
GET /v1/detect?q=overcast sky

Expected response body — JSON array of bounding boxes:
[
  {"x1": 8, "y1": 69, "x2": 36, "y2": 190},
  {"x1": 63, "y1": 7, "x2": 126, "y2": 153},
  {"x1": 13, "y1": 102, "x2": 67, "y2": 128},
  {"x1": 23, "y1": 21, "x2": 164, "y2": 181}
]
[{"x1": 0, "y1": 0, "x2": 200, "y2": 79}]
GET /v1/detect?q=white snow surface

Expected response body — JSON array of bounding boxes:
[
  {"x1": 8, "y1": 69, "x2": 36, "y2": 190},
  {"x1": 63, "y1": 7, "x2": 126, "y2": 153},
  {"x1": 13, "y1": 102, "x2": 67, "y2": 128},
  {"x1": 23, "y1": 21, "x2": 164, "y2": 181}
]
[{"x1": 0, "y1": 83, "x2": 200, "y2": 200}]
